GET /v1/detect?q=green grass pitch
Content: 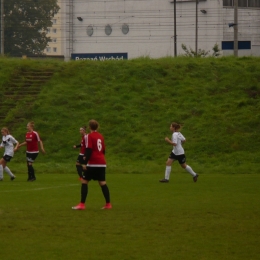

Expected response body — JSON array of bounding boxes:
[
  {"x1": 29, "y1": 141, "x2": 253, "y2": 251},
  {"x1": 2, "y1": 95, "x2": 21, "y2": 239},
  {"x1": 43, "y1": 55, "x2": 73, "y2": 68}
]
[{"x1": 0, "y1": 173, "x2": 259, "y2": 260}]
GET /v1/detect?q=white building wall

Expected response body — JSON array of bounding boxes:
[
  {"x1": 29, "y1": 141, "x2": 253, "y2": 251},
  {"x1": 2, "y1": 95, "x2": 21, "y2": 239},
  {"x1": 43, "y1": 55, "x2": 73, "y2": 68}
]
[
  {"x1": 70, "y1": 0, "x2": 176, "y2": 58},
  {"x1": 64, "y1": 0, "x2": 260, "y2": 60},
  {"x1": 174, "y1": 0, "x2": 223, "y2": 55},
  {"x1": 222, "y1": 5, "x2": 260, "y2": 56},
  {"x1": 44, "y1": 0, "x2": 64, "y2": 56}
]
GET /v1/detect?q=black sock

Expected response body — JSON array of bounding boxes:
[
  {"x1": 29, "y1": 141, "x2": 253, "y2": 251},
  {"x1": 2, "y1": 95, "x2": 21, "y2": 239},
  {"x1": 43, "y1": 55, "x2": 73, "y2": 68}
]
[
  {"x1": 27, "y1": 165, "x2": 31, "y2": 179},
  {"x1": 101, "y1": 184, "x2": 110, "y2": 203},
  {"x1": 81, "y1": 184, "x2": 88, "y2": 203},
  {"x1": 76, "y1": 165, "x2": 83, "y2": 178},
  {"x1": 30, "y1": 165, "x2": 35, "y2": 179},
  {"x1": 28, "y1": 165, "x2": 35, "y2": 179}
]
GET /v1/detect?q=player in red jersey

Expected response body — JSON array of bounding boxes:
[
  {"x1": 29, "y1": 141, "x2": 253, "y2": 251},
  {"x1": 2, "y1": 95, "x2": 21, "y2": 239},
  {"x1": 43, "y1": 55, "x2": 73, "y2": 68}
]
[
  {"x1": 73, "y1": 126, "x2": 87, "y2": 179},
  {"x1": 18, "y1": 121, "x2": 45, "y2": 181},
  {"x1": 72, "y1": 119, "x2": 112, "y2": 210}
]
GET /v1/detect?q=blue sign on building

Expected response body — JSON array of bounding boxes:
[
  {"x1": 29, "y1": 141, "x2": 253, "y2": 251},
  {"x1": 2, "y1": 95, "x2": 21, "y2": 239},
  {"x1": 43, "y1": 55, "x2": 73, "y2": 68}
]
[{"x1": 71, "y1": 53, "x2": 128, "y2": 61}]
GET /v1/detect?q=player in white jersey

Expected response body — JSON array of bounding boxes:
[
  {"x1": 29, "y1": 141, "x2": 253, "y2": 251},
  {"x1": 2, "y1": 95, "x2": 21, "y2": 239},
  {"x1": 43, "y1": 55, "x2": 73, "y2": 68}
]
[
  {"x1": 159, "y1": 122, "x2": 199, "y2": 183},
  {"x1": 0, "y1": 127, "x2": 19, "y2": 181}
]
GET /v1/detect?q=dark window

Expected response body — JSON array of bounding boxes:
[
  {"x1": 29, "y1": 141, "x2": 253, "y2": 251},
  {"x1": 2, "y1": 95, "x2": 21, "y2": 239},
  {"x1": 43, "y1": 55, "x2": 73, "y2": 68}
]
[
  {"x1": 238, "y1": 0, "x2": 247, "y2": 7},
  {"x1": 248, "y1": 0, "x2": 260, "y2": 7},
  {"x1": 223, "y1": 0, "x2": 233, "y2": 6},
  {"x1": 239, "y1": 41, "x2": 251, "y2": 49},
  {"x1": 222, "y1": 41, "x2": 251, "y2": 50},
  {"x1": 224, "y1": 0, "x2": 260, "y2": 7}
]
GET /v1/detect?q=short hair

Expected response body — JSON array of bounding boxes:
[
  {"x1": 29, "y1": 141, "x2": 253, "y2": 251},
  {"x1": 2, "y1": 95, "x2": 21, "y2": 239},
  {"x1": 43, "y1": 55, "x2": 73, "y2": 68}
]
[
  {"x1": 28, "y1": 121, "x2": 35, "y2": 129},
  {"x1": 171, "y1": 122, "x2": 181, "y2": 130},
  {"x1": 89, "y1": 120, "x2": 99, "y2": 131}
]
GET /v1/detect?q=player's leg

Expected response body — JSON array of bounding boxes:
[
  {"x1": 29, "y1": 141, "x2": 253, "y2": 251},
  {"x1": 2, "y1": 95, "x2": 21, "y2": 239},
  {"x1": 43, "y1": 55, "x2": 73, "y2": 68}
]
[
  {"x1": 180, "y1": 159, "x2": 199, "y2": 182},
  {"x1": 28, "y1": 162, "x2": 36, "y2": 181},
  {"x1": 2, "y1": 156, "x2": 15, "y2": 180},
  {"x1": 26, "y1": 153, "x2": 38, "y2": 181},
  {"x1": 26, "y1": 161, "x2": 31, "y2": 180},
  {"x1": 0, "y1": 157, "x2": 8, "y2": 180},
  {"x1": 4, "y1": 166, "x2": 15, "y2": 180},
  {"x1": 0, "y1": 162, "x2": 3, "y2": 180},
  {"x1": 160, "y1": 153, "x2": 174, "y2": 182},
  {"x1": 72, "y1": 167, "x2": 90, "y2": 210},
  {"x1": 75, "y1": 156, "x2": 83, "y2": 179},
  {"x1": 26, "y1": 153, "x2": 32, "y2": 180},
  {"x1": 98, "y1": 168, "x2": 112, "y2": 209},
  {"x1": 76, "y1": 163, "x2": 83, "y2": 179}
]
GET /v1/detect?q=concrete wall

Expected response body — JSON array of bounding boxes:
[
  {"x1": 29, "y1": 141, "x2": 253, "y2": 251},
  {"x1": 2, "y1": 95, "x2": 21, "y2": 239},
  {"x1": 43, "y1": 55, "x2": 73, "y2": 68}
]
[{"x1": 64, "y1": 0, "x2": 260, "y2": 59}]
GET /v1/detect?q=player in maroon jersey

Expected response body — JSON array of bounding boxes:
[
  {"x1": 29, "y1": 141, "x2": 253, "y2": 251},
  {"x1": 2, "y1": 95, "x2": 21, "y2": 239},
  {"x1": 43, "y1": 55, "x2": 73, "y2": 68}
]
[
  {"x1": 72, "y1": 119, "x2": 112, "y2": 210},
  {"x1": 73, "y1": 126, "x2": 87, "y2": 179},
  {"x1": 18, "y1": 121, "x2": 45, "y2": 181}
]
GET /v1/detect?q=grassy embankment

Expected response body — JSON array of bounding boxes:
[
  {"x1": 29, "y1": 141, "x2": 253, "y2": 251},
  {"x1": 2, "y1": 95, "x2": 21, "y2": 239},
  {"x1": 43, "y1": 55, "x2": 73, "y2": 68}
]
[{"x1": 0, "y1": 56, "x2": 259, "y2": 175}]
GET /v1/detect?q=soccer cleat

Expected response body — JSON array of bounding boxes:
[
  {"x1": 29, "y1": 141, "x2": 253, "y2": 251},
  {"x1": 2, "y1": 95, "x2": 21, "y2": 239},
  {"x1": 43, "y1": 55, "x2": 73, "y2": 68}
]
[
  {"x1": 159, "y1": 179, "x2": 169, "y2": 183},
  {"x1": 193, "y1": 175, "x2": 199, "y2": 182},
  {"x1": 0, "y1": 178, "x2": 3, "y2": 181},
  {"x1": 101, "y1": 203, "x2": 112, "y2": 209},
  {"x1": 29, "y1": 178, "x2": 36, "y2": 182},
  {"x1": 72, "y1": 203, "x2": 85, "y2": 210},
  {"x1": 10, "y1": 176, "x2": 16, "y2": 181}
]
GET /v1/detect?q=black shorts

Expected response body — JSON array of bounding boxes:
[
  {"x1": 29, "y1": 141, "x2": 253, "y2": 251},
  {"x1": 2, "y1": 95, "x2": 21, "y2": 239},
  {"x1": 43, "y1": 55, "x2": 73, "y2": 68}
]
[
  {"x1": 26, "y1": 152, "x2": 38, "y2": 163},
  {"x1": 83, "y1": 167, "x2": 106, "y2": 181},
  {"x1": 3, "y1": 155, "x2": 12, "y2": 162},
  {"x1": 76, "y1": 155, "x2": 87, "y2": 165},
  {"x1": 169, "y1": 152, "x2": 186, "y2": 164}
]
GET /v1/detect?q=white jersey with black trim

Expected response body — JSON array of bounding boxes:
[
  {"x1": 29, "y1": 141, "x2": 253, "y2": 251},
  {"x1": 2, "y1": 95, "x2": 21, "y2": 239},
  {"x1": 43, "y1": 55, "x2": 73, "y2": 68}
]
[
  {"x1": 171, "y1": 132, "x2": 186, "y2": 155},
  {"x1": 0, "y1": 135, "x2": 18, "y2": 157}
]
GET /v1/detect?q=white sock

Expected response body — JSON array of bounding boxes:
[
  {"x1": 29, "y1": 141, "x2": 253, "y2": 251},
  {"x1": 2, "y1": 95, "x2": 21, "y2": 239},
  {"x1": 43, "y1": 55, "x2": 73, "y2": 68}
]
[
  {"x1": 0, "y1": 165, "x2": 3, "y2": 179},
  {"x1": 165, "y1": 166, "x2": 171, "y2": 180},
  {"x1": 4, "y1": 166, "x2": 15, "y2": 177},
  {"x1": 185, "y1": 165, "x2": 197, "y2": 177}
]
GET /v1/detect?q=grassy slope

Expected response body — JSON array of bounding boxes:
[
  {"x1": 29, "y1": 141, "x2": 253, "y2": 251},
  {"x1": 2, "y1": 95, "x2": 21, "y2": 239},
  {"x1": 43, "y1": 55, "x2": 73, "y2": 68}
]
[{"x1": 0, "y1": 57, "x2": 260, "y2": 174}]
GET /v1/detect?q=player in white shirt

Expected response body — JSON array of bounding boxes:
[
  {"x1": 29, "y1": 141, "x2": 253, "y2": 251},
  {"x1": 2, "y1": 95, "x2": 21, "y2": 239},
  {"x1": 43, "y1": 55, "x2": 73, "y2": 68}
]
[
  {"x1": 159, "y1": 122, "x2": 199, "y2": 183},
  {"x1": 0, "y1": 127, "x2": 19, "y2": 181}
]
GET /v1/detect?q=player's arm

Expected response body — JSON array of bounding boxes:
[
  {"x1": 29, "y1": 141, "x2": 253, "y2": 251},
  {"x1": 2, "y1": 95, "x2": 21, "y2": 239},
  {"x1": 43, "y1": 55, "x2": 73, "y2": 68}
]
[
  {"x1": 84, "y1": 148, "x2": 92, "y2": 164},
  {"x1": 18, "y1": 142, "x2": 26, "y2": 148},
  {"x1": 83, "y1": 134, "x2": 92, "y2": 163},
  {"x1": 73, "y1": 144, "x2": 81, "y2": 148},
  {"x1": 10, "y1": 136, "x2": 19, "y2": 151},
  {"x1": 181, "y1": 135, "x2": 186, "y2": 144},
  {"x1": 39, "y1": 140, "x2": 46, "y2": 154},
  {"x1": 165, "y1": 137, "x2": 177, "y2": 146},
  {"x1": 14, "y1": 141, "x2": 20, "y2": 152}
]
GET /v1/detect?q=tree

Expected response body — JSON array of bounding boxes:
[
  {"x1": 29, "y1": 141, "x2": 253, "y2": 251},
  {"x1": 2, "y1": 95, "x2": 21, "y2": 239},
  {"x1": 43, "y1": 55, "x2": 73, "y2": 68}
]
[
  {"x1": 4, "y1": 0, "x2": 59, "y2": 56},
  {"x1": 181, "y1": 44, "x2": 210, "y2": 57},
  {"x1": 212, "y1": 43, "x2": 221, "y2": 57},
  {"x1": 181, "y1": 43, "x2": 221, "y2": 58}
]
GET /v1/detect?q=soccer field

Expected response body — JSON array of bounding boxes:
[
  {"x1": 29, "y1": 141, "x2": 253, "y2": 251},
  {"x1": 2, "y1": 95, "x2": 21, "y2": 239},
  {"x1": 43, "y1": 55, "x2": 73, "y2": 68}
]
[{"x1": 0, "y1": 173, "x2": 259, "y2": 260}]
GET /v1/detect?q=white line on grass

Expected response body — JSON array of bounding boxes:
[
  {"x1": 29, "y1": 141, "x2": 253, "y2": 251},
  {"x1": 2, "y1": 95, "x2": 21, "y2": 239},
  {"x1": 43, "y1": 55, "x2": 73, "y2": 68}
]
[{"x1": 0, "y1": 183, "x2": 79, "y2": 193}]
